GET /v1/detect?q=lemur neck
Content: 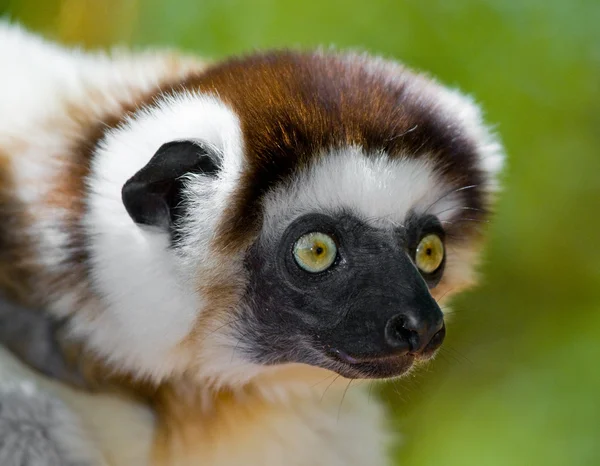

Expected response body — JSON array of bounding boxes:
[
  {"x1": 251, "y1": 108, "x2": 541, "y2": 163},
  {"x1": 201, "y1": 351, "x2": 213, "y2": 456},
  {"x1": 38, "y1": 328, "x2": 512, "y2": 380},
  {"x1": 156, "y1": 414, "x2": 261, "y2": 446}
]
[
  {"x1": 150, "y1": 366, "x2": 355, "y2": 466},
  {"x1": 58, "y1": 344, "x2": 356, "y2": 466}
]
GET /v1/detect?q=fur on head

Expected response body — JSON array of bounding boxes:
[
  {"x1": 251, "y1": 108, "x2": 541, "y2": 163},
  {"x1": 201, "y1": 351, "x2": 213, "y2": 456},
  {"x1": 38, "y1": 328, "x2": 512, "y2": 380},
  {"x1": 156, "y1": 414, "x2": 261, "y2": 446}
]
[{"x1": 60, "y1": 50, "x2": 504, "y2": 391}]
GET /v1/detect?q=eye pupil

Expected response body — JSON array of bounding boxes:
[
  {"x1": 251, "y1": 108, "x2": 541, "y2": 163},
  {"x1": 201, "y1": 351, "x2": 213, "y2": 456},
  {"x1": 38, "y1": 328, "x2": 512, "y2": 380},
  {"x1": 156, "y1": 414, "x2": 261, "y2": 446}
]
[
  {"x1": 315, "y1": 246, "x2": 324, "y2": 255},
  {"x1": 415, "y1": 234, "x2": 444, "y2": 274}
]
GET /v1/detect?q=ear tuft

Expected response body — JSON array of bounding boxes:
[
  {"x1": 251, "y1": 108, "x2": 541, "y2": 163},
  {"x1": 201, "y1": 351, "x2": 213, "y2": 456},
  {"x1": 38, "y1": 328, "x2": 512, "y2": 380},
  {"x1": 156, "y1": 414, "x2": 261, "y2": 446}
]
[{"x1": 121, "y1": 140, "x2": 219, "y2": 231}]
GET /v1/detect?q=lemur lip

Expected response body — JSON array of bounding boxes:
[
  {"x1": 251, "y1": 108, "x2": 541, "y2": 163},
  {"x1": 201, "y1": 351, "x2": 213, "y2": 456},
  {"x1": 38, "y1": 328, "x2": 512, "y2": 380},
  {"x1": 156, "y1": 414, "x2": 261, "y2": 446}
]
[
  {"x1": 330, "y1": 349, "x2": 414, "y2": 366},
  {"x1": 326, "y1": 349, "x2": 416, "y2": 379}
]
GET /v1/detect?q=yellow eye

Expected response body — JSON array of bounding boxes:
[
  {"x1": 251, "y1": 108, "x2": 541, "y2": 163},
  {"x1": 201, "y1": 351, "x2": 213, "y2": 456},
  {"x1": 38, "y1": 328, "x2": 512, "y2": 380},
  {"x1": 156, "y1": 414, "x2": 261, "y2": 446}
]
[
  {"x1": 415, "y1": 234, "x2": 445, "y2": 274},
  {"x1": 293, "y1": 232, "x2": 337, "y2": 273}
]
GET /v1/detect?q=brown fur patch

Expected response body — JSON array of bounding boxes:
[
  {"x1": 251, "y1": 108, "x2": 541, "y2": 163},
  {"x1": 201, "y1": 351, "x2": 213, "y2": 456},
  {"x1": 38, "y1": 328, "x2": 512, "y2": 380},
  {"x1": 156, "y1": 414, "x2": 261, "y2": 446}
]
[
  {"x1": 0, "y1": 150, "x2": 37, "y2": 303},
  {"x1": 150, "y1": 365, "x2": 340, "y2": 466}
]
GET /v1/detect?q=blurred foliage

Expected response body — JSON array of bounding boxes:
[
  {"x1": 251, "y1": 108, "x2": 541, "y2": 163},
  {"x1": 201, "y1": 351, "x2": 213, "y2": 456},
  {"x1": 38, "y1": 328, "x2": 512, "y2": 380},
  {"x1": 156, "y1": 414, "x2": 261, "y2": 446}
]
[{"x1": 2, "y1": 0, "x2": 599, "y2": 464}]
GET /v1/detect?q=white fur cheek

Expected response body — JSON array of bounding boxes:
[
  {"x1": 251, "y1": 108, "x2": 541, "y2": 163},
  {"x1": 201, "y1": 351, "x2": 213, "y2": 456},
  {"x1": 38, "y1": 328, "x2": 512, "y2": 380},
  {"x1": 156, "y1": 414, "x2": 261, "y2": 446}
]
[
  {"x1": 76, "y1": 93, "x2": 245, "y2": 379},
  {"x1": 81, "y1": 189, "x2": 199, "y2": 378}
]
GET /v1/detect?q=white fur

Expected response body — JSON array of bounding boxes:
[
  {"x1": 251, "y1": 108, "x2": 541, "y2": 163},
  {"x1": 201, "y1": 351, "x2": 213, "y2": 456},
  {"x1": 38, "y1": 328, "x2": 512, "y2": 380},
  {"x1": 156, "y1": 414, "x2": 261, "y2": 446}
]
[
  {"x1": 0, "y1": 22, "x2": 191, "y2": 136},
  {"x1": 81, "y1": 93, "x2": 245, "y2": 380},
  {"x1": 262, "y1": 147, "x2": 459, "y2": 240},
  {"x1": 427, "y1": 87, "x2": 505, "y2": 190}
]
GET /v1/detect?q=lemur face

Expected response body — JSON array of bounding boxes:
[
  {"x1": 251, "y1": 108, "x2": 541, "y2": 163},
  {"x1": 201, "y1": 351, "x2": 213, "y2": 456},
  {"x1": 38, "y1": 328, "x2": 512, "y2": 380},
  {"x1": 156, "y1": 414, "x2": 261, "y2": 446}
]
[
  {"x1": 243, "y1": 210, "x2": 446, "y2": 379},
  {"x1": 231, "y1": 140, "x2": 492, "y2": 380},
  {"x1": 107, "y1": 51, "x2": 503, "y2": 384}
]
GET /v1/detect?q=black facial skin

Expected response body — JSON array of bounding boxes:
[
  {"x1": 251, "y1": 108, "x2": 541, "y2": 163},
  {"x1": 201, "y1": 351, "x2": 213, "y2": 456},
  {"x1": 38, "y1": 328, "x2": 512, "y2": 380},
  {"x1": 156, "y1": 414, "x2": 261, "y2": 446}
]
[{"x1": 241, "y1": 212, "x2": 446, "y2": 379}]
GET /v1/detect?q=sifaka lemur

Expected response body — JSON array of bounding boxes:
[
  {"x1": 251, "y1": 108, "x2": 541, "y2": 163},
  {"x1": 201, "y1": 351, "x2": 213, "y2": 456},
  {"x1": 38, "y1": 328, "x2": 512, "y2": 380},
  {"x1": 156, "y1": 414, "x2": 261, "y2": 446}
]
[{"x1": 0, "y1": 22, "x2": 504, "y2": 466}]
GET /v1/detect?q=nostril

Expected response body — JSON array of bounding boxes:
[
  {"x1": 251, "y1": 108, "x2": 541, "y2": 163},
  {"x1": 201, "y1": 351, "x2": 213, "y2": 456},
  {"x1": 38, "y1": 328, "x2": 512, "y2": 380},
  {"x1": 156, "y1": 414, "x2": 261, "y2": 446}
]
[{"x1": 385, "y1": 315, "x2": 419, "y2": 353}]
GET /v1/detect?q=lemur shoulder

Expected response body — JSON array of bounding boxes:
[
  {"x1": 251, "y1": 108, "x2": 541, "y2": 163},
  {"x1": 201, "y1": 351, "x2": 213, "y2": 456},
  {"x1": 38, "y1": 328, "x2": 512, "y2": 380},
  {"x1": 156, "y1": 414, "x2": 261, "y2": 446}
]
[{"x1": 0, "y1": 22, "x2": 504, "y2": 466}]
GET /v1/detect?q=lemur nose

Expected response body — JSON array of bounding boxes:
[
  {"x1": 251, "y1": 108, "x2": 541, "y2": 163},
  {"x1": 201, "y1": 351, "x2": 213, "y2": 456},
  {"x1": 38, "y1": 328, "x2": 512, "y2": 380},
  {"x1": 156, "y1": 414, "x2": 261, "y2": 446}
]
[{"x1": 384, "y1": 313, "x2": 445, "y2": 355}]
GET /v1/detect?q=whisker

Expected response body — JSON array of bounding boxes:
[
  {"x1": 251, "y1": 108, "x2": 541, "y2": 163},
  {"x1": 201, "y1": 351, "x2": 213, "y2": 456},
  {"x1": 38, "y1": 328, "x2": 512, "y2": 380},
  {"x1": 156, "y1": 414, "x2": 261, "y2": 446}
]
[
  {"x1": 311, "y1": 373, "x2": 336, "y2": 389},
  {"x1": 198, "y1": 317, "x2": 244, "y2": 346},
  {"x1": 230, "y1": 337, "x2": 243, "y2": 363},
  {"x1": 385, "y1": 124, "x2": 418, "y2": 142},
  {"x1": 435, "y1": 206, "x2": 486, "y2": 217},
  {"x1": 424, "y1": 184, "x2": 479, "y2": 215},
  {"x1": 442, "y1": 217, "x2": 490, "y2": 225},
  {"x1": 390, "y1": 380, "x2": 409, "y2": 400},
  {"x1": 332, "y1": 287, "x2": 363, "y2": 328},
  {"x1": 337, "y1": 379, "x2": 353, "y2": 421},
  {"x1": 320, "y1": 374, "x2": 341, "y2": 403},
  {"x1": 368, "y1": 381, "x2": 375, "y2": 404},
  {"x1": 443, "y1": 345, "x2": 473, "y2": 365},
  {"x1": 435, "y1": 287, "x2": 456, "y2": 303}
]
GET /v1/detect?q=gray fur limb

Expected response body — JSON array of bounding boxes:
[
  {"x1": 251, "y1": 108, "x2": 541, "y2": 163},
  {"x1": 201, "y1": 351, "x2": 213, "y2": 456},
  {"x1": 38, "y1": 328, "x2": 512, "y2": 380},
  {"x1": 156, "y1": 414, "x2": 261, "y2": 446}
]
[
  {"x1": 0, "y1": 381, "x2": 94, "y2": 466},
  {"x1": 0, "y1": 295, "x2": 101, "y2": 465},
  {"x1": 0, "y1": 294, "x2": 87, "y2": 388}
]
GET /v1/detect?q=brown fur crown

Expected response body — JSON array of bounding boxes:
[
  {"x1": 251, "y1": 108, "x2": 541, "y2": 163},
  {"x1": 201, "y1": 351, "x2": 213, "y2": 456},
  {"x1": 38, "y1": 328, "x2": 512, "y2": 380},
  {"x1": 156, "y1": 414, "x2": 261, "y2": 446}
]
[{"x1": 172, "y1": 51, "x2": 491, "y2": 251}]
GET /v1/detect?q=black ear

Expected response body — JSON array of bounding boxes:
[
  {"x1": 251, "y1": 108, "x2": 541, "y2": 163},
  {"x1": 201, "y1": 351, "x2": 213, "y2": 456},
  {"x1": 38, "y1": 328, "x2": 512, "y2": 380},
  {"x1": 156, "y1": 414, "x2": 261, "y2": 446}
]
[{"x1": 122, "y1": 140, "x2": 219, "y2": 230}]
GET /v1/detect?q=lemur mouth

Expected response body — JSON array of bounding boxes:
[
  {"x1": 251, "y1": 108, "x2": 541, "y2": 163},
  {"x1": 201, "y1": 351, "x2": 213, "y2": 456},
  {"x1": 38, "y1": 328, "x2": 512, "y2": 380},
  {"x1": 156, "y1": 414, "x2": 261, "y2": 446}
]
[
  {"x1": 325, "y1": 350, "x2": 416, "y2": 379},
  {"x1": 326, "y1": 337, "x2": 443, "y2": 379}
]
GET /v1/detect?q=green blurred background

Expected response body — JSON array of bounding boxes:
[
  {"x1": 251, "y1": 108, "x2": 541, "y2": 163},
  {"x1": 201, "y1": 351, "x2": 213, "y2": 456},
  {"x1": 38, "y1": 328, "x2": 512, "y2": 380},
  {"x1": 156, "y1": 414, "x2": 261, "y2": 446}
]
[{"x1": 2, "y1": 0, "x2": 599, "y2": 464}]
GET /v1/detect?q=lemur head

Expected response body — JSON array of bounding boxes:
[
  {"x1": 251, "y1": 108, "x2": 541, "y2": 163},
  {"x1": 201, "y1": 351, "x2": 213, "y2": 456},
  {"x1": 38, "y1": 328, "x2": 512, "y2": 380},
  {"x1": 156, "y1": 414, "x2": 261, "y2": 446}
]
[{"x1": 84, "y1": 50, "x2": 503, "y2": 388}]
